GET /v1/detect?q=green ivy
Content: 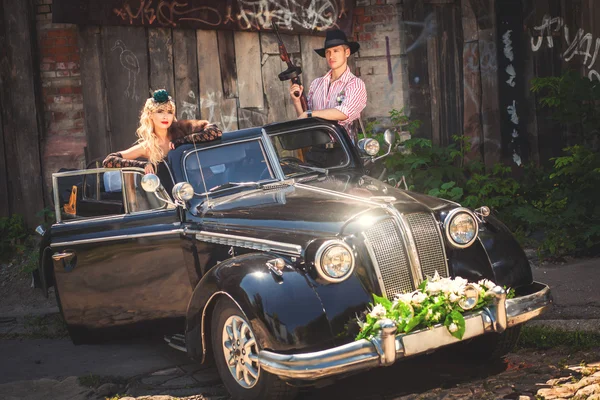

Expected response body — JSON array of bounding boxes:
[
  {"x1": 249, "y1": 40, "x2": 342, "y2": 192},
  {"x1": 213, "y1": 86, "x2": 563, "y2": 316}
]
[
  {"x1": 361, "y1": 105, "x2": 599, "y2": 259},
  {"x1": 0, "y1": 214, "x2": 28, "y2": 263}
]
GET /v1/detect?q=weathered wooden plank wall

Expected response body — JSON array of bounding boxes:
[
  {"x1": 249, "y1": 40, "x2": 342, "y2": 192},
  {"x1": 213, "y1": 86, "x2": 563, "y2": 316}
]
[
  {"x1": 73, "y1": 0, "x2": 600, "y2": 175},
  {"x1": 524, "y1": 0, "x2": 600, "y2": 163},
  {"x1": 0, "y1": 0, "x2": 10, "y2": 218},
  {"x1": 403, "y1": 0, "x2": 433, "y2": 142},
  {"x1": 79, "y1": 26, "x2": 333, "y2": 158},
  {"x1": 462, "y1": 0, "x2": 484, "y2": 161},
  {"x1": 79, "y1": 26, "x2": 110, "y2": 163},
  {"x1": 0, "y1": 0, "x2": 45, "y2": 226},
  {"x1": 173, "y1": 29, "x2": 199, "y2": 120}
]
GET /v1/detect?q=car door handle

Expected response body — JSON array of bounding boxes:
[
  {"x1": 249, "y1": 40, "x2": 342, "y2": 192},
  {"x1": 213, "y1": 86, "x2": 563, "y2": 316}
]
[{"x1": 52, "y1": 252, "x2": 74, "y2": 261}]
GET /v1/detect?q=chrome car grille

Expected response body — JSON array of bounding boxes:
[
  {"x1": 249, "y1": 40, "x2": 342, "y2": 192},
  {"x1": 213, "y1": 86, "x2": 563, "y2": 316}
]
[
  {"x1": 405, "y1": 212, "x2": 448, "y2": 281},
  {"x1": 363, "y1": 214, "x2": 449, "y2": 300},
  {"x1": 363, "y1": 219, "x2": 414, "y2": 297}
]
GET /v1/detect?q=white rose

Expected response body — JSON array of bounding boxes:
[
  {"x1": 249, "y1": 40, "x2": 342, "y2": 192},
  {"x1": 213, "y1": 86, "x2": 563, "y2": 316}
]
[
  {"x1": 449, "y1": 293, "x2": 461, "y2": 303},
  {"x1": 439, "y1": 278, "x2": 453, "y2": 295},
  {"x1": 394, "y1": 292, "x2": 413, "y2": 304},
  {"x1": 479, "y1": 279, "x2": 496, "y2": 290},
  {"x1": 451, "y1": 277, "x2": 468, "y2": 295},
  {"x1": 426, "y1": 280, "x2": 442, "y2": 295},
  {"x1": 432, "y1": 270, "x2": 441, "y2": 282},
  {"x1": 369, "y1": 304, "x2": 387, "y2": 319},
  {"x1": 411, "y1": 292, "x2": 428, "y2": 304},
  {"x1": 448, "y1": 323, "x2": 458, "y2": 333}
]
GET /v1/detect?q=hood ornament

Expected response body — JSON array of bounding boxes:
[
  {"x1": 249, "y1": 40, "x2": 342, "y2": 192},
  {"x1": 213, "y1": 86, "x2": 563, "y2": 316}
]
[{"x1": 474, "y1": 206, "x2": 491, "y2": 222}]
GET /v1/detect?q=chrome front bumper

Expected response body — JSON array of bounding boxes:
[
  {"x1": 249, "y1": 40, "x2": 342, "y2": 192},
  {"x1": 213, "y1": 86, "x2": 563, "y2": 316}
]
[{"x1": 259, "y1": 282, "x2": 552, "y2": 381}]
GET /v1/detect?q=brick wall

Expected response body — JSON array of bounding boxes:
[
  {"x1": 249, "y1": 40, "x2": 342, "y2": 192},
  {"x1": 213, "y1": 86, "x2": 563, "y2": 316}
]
[
  {"x1": 35, "y1": 0, "x2": 86, "y2": 197},
  {"x1": 353, "y1": 0, "x2": 408, "y2": 127}
]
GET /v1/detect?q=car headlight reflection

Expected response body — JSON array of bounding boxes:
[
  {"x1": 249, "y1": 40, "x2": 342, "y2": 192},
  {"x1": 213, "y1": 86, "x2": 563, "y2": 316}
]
[
  {"x1": 315, "y1": 240, "x2": 355, "y2": 283},
  {"x1": 357, "y1": 138, "x2": 380, "y2": 156},
  {"x1": 444, "y1": 208, "x2": 478, "y2": 248},
  {"x1": 458, "y1": 283, "x2": 480, "y2": 310}
]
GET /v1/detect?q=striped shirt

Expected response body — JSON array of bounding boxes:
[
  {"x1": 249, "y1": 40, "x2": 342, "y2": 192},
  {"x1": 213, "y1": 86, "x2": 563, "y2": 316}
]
[{"x1": 307, "y1": 67, "x2": 367, "y2": 140}]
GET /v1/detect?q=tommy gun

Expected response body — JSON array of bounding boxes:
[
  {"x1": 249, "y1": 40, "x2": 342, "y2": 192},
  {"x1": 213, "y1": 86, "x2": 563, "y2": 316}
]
[{"x1": 272, "y1": 24, "x2": 308, "y2": 111}]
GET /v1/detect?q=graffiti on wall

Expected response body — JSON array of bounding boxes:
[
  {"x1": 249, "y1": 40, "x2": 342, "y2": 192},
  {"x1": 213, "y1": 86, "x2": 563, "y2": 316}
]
[
  {"x1": 111, "y1": 40, "x2": 140, "y2": 101},
  {"x1": 503, "y1": 30, "x2": 521, "y2": 166},
  {"x1": 53, "y1": 0, "x2": 353, "y2": 34},
  {"x1": 531, "y1": 14, "x2": 600, "y2": 81}
]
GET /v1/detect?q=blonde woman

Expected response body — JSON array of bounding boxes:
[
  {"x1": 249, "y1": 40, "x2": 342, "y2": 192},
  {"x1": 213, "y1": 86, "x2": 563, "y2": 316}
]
[{"x1": 102, "y1": 89, "x2": 222, "y2": 173}]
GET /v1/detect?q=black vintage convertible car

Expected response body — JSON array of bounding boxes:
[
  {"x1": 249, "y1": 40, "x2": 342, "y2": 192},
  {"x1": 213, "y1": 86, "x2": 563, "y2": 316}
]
[{"x1": 36, "y1": 118, "x2": 552, "y2": 400}]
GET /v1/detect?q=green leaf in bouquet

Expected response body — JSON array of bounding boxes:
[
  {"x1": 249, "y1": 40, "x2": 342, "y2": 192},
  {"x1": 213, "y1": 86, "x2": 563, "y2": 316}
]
[
  {"x1": 444, "y1": 310, "x2": 466, "y2": 339},
  {"x1": 372, "y1": 294, "x2": 393, "y2": 310}
]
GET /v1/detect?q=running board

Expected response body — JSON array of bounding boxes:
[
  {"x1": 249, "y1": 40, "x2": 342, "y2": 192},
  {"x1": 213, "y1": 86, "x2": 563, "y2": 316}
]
[{"x1": 164, "y1": 333, "x2": 187, "y2": 353}]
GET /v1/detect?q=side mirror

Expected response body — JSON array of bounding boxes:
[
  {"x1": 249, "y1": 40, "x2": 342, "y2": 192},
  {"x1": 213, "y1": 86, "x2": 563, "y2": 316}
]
[
  {"x1": 384, "y1": 129, "x2": 395, "y2": 147},
  {"x1": 368, "y1": 129, "x2": 397, "y2": 163}
]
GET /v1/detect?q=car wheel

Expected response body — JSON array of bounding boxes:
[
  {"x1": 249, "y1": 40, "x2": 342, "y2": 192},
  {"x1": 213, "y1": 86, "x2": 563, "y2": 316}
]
[
  {"x1": 458, "y1": 326, "x2": 522, "y2": 361},
  {"x1": 211, "y1": 297, "x2": 298, "y2": 400}
]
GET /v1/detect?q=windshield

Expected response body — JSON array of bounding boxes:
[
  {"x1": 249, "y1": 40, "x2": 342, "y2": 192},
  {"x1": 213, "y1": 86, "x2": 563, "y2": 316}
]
[
  {"x1": 183, "y1": 139, "x2": 274, "y2": 194},
  {"x1": 270, "y1": 128, "x2": 349, "y2": 178}
]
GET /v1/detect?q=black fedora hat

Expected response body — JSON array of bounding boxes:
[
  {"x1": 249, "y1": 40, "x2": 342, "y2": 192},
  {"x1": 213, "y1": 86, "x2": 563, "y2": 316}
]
[{"x1": 314, "y1": 29, "x2": 360, "y2": 57}]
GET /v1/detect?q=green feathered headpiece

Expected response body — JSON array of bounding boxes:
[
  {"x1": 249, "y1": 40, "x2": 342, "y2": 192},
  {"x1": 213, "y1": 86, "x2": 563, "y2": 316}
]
[{"x1": 152, "y1": 89, "x2": 171, "y2": 104}]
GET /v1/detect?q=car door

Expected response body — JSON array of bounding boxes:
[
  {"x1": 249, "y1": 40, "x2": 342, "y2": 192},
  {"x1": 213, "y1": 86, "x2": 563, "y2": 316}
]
[{"x1": 49, "y1": 168, "x2": 193, "y2": 343}]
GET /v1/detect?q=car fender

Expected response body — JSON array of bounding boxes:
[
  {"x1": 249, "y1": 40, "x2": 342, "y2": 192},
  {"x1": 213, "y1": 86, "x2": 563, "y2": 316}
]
[
  {"x1": 185, "y1": 252, "x2": 334, "y2": 362},
  {"x1": 478, "y1": 215, "x2": 533, "y2": 288}
]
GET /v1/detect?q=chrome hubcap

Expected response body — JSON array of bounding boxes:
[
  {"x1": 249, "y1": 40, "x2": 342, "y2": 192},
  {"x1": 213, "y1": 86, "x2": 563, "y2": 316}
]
[{"x1": 222, "y1": 315, "x2": 260, "y2": 388}]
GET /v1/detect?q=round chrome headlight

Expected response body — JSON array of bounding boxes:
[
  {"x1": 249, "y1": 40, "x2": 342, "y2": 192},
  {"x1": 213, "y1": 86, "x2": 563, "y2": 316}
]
[
  {"x1": 314, "y1": 240, "x2": 355, "y2": 283},
  {"x1": 141, "y1": 174, "x2": 161, "y2": 192},
  {"x1": 172, "y1": 182, "x2": 194, "y2": 201},
  {"x1": 444, "y1": 208, "x2": 478, "y2": 248},
  {"x1": 358, "y1": 138, "x2": 380, "y2": 156}
]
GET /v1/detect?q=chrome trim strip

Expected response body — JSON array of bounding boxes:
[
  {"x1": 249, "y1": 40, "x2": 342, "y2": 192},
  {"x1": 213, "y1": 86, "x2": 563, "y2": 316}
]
[
  {"x1": 53, "y1": 174, "x2": 61, "y2": 223},
  {"x1": 50, "y1": 229, "x2": 184, "y2": 248},
  {"x1": 430, "y1": 212, "x2": 451, "y2": 276},
  {"x1": 261, "y1": 128, "x2": 286, "y2": 181},
  {"x1": 200, "y1": 291, "x2": 250, "y2": 364},
  {"x1": 52, "y1": 167, "x2": 144, "y2": 178},
  {"x1": 259, "y1": 283, "x2": 552, "y2": 381},
  {"x1": 121, "y1": 170, "x2": 130, "y2": 214},
  {"x1": 361, "y1": 233, "x2": 389, "y2": 299},
  {"x1": 388, "y1": 209, "x2": 424, "y2": 287},
  {"x1": 189, "y1": 230, "x2": 302, "y2": 257}
]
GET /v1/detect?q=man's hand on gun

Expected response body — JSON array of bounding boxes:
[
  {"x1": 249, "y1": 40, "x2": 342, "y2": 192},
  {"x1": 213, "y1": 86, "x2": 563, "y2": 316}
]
[{"x1": 289, "y1": 83, "x2": 304, "y2": 102}]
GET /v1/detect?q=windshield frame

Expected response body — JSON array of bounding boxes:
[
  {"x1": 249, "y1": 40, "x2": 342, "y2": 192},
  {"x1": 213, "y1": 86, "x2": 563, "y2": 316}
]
[
  {"x1": 182, "y1": 136, "x2": 278, "y2": 196},
  {"x1": 266, "y1": 123, "x2": 351, "y2": 178}
]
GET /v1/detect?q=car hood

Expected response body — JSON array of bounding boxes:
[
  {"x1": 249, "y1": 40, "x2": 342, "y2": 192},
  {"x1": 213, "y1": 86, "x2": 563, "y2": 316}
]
[{"x1": 192, "y1": 171, "x2": 456, "y2": 242}]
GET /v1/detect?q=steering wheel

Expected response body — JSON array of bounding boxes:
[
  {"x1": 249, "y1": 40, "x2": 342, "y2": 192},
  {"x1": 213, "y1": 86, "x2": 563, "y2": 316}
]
[{"x1": 280, "y1": 156, "x2": 303, "y2": 165}]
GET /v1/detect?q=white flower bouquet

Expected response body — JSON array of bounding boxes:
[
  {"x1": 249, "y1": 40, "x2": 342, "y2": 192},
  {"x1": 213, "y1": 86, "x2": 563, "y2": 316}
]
[{"x1": 355, "y1": 272, "x2": 515, "y2": 341}]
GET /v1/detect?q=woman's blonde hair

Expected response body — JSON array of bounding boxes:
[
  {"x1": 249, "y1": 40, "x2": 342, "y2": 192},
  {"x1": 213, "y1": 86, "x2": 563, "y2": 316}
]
[{"x1": 136, "y1": 91, "x2": 176, "y2": 167}]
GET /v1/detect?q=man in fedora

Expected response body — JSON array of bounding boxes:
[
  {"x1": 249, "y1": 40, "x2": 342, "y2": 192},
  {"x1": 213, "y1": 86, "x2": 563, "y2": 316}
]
[{"x1": 289, "y1": 29, "x2": 367, "y2": 142}]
